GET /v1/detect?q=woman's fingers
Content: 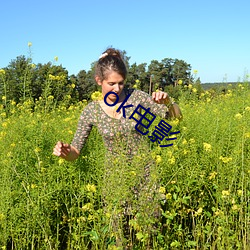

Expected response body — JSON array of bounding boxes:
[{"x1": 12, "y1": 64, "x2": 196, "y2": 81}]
[
  {"x1": 53, "y1": 141, "x2": 70, "y2": 157},
  {"x1": 152, "y1": 91, "x2": 169, "y2": 104}
]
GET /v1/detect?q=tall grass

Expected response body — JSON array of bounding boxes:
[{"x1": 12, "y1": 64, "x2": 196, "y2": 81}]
[{"x1": 0, "y1": 83, "x2": 249, "y2": 249}]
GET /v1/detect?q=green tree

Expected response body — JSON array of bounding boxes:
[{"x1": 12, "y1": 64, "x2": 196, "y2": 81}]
[
  {"x1": 77, "y1": 67, "x2": 98, "y2": 101},
  {"x1": 148, "y1": 58, "x2": 193, "y2": 91},
  {"x1": 171, "y1": 59, "x2": 192, "y2": 86},
  {"x1": 5, "y1": 55, "x2": 33, "y2": 102},
  {"x1": 32, "y1": 62, "x2": 69, "y2": 103}
]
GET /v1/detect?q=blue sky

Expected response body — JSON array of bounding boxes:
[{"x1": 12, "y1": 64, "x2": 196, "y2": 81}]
[{"x1": 1, "y1": 0, "x2": 249, "y2": 83}]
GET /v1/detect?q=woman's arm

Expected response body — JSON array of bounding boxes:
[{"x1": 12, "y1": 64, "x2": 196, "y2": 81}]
[
  {"x1": 53, "y1": 103, "x2": 94, "y2": 161},
  {"x1": 152, "y1": 91, "x2": 182, "y2": 119}
]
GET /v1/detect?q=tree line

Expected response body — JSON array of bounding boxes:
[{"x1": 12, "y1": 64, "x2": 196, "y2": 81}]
[{"x1": 0, "y1": 51, "x2": 200, "y2": 105}]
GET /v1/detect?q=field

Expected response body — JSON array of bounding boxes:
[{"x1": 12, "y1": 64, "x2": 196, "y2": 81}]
[{"x1": 0, "y1": 83, "x2": 249, "y2": 249}]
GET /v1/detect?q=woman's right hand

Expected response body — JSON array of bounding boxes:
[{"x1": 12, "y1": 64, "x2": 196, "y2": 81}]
[
  {"x1": 53, "y1": 141, "x2": 80, "y2": 161},
  {"x1": 53, "y1": 141, "x2": 71, "y2": 158}
]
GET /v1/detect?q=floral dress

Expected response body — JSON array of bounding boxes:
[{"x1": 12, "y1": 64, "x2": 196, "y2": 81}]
[
  {"x1": 71, "y1": 88, "x2": 169, "y2": 156},
  {"x1": 72, "y1": 88, "x2": 170, "y2": 235}
]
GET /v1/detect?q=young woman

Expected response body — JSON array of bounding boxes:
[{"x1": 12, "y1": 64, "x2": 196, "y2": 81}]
[
  {"x1": 53, "y1": 48, "x2": 182, "y2": 160},
  {"x1": 53, "y1": 48, "x2": 182, "y2": 246}
]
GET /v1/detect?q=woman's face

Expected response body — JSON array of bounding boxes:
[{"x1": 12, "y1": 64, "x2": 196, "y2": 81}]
[{"x1": 96, "y1": 71, "x2": 125, "y2": 104}]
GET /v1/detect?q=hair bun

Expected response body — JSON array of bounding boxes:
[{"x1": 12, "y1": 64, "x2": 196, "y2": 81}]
[
  {"x1": 99, "y1": 48, "x2": 123, "y2": 60},
  {"x1": 96, "y1": 47, "x2": 127, "y2": 81}
]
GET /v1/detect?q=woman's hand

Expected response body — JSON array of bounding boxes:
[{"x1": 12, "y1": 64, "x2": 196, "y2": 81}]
[
  {"x1": 53, "y1": 141, "x2": 70, "y2": 158},
  {"x1": 152, "y1": 90, "x2": 183, "y2": 119},
  {"x1": 53, "y1": 141, "x2": 80, "y2": 161},
  {"x1": 152, "y1": 91, "x2": 171, "y2": 104}
]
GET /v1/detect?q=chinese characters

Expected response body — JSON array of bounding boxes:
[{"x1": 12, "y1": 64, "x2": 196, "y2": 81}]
[{"x1": 104, "y1": 91, "x2": 180, "y2": 148}]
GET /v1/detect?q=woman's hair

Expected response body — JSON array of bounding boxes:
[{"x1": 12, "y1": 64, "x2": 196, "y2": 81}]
[{"x1": 95, "y1": 48, "x2": 127, "y2": 81}]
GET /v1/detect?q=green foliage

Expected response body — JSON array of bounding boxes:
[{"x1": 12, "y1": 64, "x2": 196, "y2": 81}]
[
  {"x1": 0, "y1": 83, "x2": 249, "y2": 249},
  {"x1": 0, "y1": 49, "x2": 195, "y2": 106},
  {"x1": 1, "y1": 45, "x2": 250, "y2": 249}
]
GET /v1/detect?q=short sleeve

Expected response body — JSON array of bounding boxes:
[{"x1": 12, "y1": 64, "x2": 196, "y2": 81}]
[
  {"x1": 71, "y1": 103, "x2": 94, "y2": 152},
  {"x1": 133, "y1": 90, "x2": 170, "y2": 119}
]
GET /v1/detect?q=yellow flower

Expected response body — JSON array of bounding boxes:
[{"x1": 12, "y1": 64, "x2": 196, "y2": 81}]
[
  {"x1": 214, "y1": 209, "x2": 223, "y2": 216},
  {"x1": 219, "y1": 156, "x2": 232, "y2": 164},
  {"x1": 182, "y1": 138, "x2": 187, "y2": 145},
  {"x1": 234, "y1": 113, "x2": 242, "y2": 120},
  {"x1": 188, "y1": 84, "x2": 192, "y2": 89},
  {"x1": 195, "y1": 207, "x2": 203, "y2": 216},
  {"x1": 171, "y1": 119, "x2": 179, "y2": 127},
  {"x1": 31, "y1": 184, "x2": 37, "y2": 189},
  {"x1": 58, "y1": 158, "x2": 65, "y2": 165},
  {"x1": 71, "y1": 83, "x2": 76, "y2": 89},
  {"x1": 245, "y1": 106, "x2": 250, "y2": 111},
  {"x1": 2, "y1": 122, "x2": 8, "y2": 128},
  {"x1": 77, "y1": 216, "x2": 86, "y2": 223},
  {"x1": 0, "y1": 69, "x2": 6, "y2": 75},
  {"x1": 189, "y1": 138, "x2": 195, "y2": 144},
  {"x1": 34, "y1": 147, "x2": 41, "y2": 153},
  {"x1": 165, "y1": 193, "x2": 172, "y2": 199},
  {"x1": 222, "y1": 190, "x2": 230, "y2": 197},
  {"x1": 2, "y1": 96, "x2": 6, "y2": 100},
  {"x1": 232, "y1": 204, "x2": 239, "y2": 211},
  {"x1": 49, "y1": 74, "x2": 55, "y2": 80},
  {"x1": 0, "y1": 213, "x2": 5, "y2": 221},
  {"x1": 155, "y1": 155, "x2": 162, "y2": 164},
  {"x1": 48, "y1": 95, "x2": 54, "y2": 100},
  {"x1": 168, "y1": 156, "x2": 175, "y2": 165},
  {"x1": 135, "y1": 79, "x2": 140, "y2": 83},
  {"x1": 245, "y1": 132, "x2": 250, "y2": 138},
  {"x1": 86, "y1": 184, "x2": 96, "y2": 193},
  {"x1": 159, "y1": 186, "x2": 166, "y2": 194},
  {"x1": 237, "y1": 190, "x2": 243, "y2": 196},
  {"x1": 192, "y1": 88, "x2": 197, "y2": 93},
  {"x1": 105, "y1": 212, "x2": 111, "y2": 218},
  {"x1": 7, "y1": 152, "x2": 12, "y2": 157},
  {"x1": 130, "y1": 171, "x2": 136, "y2": 176},
  {"x1": 54, "y1": 56, "x2": 58, "y2": 61},
  {"x1": 203, "y1": 142, "x2": 212, "y2": 152},
  {"x1": 133, "y1": 84, "x2": 138, "y2": 89},
  {"x1": 28, "y1": 42, "x2": 32, "y2": 47},
  {"x1": 208, "y1": 171, "x2": 217, "y2": 180},
  {"x1": 87, "y1": 215, "x2": 94, "y2": 221},
  {"x1": 193, "y1": 69, "x2": 198, "y2": 74},
  {"x1": 178, "y1": 79, "x2": 183, "y2": 85},
  {"x1": 182, "y1": 126, "x2": 187, "y2": 131},
  {"x1": 81, "y1": 203, "x2": 93, "y2": 212},
  {"x1": 91, "y1": 91, "x2": 103, "y2": 101}
]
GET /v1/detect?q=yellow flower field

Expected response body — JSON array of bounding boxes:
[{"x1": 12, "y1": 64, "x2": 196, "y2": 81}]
[{"x1": 0, "y1": 83, "x2": 249, "y2": 249}]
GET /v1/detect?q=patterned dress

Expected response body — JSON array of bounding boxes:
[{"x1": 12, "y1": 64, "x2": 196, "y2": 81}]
[
  {"x1": 72, "y1": 88, "x2": 171, "y2": 237},
  {"x1": 71, "y1": 88, "x2": 169, "y2": 155}
]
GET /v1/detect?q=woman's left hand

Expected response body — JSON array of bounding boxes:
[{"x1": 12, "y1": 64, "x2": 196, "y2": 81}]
[{"x1": 152, "y1": 91, "x2": 171, "y2": 104}]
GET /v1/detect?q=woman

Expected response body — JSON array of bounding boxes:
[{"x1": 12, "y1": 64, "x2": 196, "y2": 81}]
[
  {"x1": 53, "y1": 48, "x2": 182, "y2": 246},
  {"x1": 53, "y1": 48, "x2": 181, "y2": 159}
]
